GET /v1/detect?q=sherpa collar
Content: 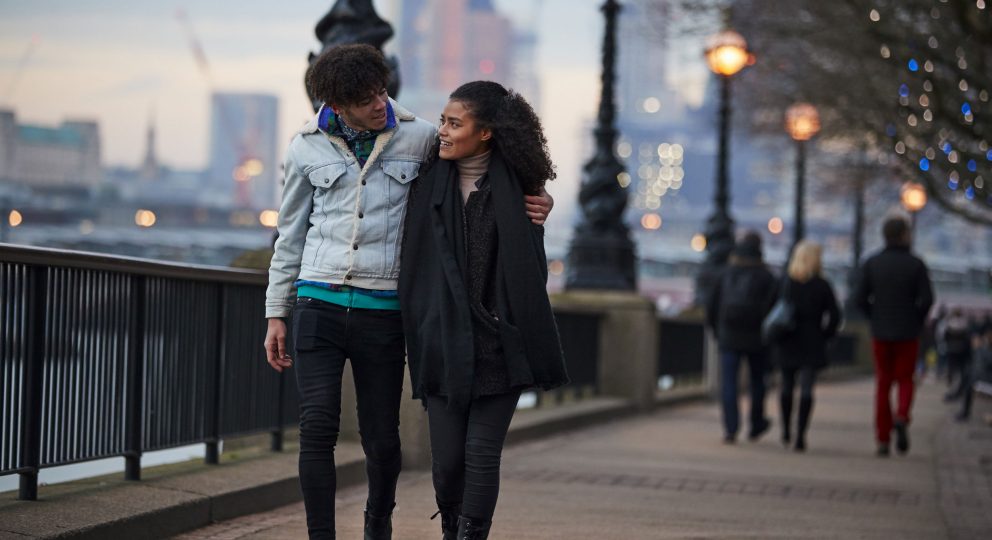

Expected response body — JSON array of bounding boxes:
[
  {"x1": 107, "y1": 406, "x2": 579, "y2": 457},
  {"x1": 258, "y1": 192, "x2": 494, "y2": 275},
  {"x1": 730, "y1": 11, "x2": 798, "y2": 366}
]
[{"x1": 300, "y1": 98, "x2": 415, "y2": 135}]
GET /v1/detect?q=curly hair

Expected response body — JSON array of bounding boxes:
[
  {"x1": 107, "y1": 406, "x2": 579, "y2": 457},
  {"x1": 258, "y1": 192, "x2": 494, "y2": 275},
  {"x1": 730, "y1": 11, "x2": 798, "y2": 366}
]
[
  {"x1": 449, "y1": 81, "x2": 555, "y2": 194},
  {"x1": 307, "y1": 44, "x2": 390, "y2": 106}
]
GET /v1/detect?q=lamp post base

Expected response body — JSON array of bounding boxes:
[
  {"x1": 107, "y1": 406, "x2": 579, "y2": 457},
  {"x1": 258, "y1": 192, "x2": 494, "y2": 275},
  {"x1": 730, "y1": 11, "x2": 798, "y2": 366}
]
[{"x1": 565, "y1": 229, "x2": 636, "y2": 291}]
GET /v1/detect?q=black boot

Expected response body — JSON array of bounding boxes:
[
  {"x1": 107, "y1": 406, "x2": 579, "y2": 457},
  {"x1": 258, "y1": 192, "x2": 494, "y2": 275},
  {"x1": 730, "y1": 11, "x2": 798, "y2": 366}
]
[
  {"x1": 893, "y1": 419, "x2": 910, "y2": 455},
  {"x1": 432, "y1": 502, "x2": 461, "y2": 540},
  {"x1": 364, "y1": 503, "x2": 394, "y2": 540},
  {"x1": 456, "y1": 516, "x2": 491, "y2": 540},
  {"x1": 795, "y1": 396, "x2": 813, "y2": 452},
  {"x1": 780, "y1": 391, "x2": 793, "y2": 446}
]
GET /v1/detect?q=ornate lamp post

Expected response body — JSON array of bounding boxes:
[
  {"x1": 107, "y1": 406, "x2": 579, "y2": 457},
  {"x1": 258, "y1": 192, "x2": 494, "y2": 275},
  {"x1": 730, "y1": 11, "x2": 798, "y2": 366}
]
[
  {"x1": 784, "y1": 102, "x2": 820, "y2": 253},
  {"x1": 900, "y1": 181, "x2": 927, "y2": 243},
  {"x1": 565, "y1": 0, "x2": 636, "y2": 290},
  {"x1": 307, "y1": 0, "x2": 400, "y2": 112},
  {"x1": 694, "y1": 29, "x2": 751, "y2": 305}
]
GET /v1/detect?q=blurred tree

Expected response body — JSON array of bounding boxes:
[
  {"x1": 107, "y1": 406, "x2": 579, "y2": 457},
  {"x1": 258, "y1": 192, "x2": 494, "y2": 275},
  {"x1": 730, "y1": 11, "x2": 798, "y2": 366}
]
[{"x1": 652, "y1": 0, "x2": 992, "y2": 225}]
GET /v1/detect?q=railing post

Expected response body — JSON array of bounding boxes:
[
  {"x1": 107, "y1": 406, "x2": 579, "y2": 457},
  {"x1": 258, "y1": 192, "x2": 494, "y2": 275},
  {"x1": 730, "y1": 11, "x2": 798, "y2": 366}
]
[
  {"x1": 205, "y1": 285, "x2": 225, "y2": 465},
  {"x1": 124, "y1": 276, "x2": 146, "y2": 481},
  {"x1": 18, "y1": 265, "x2": 47, "y2": 501}
]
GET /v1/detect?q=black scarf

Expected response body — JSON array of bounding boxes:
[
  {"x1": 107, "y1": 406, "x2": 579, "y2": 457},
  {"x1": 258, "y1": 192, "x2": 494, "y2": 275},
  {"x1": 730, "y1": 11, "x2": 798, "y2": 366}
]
[{"x1": 399, "y1": 150, "x2": 568, "y2": 410}]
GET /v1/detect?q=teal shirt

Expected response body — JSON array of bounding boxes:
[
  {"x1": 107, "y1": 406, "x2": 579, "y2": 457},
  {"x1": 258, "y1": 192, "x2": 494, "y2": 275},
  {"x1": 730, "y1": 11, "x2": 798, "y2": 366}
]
[{"x1": 296, "y1": 283, "x2": 400, "y2": 311}]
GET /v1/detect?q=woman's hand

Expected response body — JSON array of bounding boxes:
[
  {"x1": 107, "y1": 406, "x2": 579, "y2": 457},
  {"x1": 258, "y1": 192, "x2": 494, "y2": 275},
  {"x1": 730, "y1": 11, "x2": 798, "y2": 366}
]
[
  {"x1": 264, "y1": 318, "x2": 293, "y2": 372},
  {"x1": 525, "y1": 187, "x2": 554, "y2": 225}
]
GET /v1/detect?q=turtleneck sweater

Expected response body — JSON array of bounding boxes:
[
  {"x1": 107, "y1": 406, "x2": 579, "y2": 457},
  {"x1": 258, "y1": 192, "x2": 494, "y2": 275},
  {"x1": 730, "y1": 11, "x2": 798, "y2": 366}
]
[{"x1": 457, "y1": 150, "x2": 492, "y2": 203}]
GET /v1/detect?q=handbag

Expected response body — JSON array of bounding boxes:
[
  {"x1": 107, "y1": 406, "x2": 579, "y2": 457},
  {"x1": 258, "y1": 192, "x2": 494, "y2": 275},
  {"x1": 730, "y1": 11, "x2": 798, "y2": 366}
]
[{"x1": 762, "y1": 279, "x2": 796, "y2": 344}]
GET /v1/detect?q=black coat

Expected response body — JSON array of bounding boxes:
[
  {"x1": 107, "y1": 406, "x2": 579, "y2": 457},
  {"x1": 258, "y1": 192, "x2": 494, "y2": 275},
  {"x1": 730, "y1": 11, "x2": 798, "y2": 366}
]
[
  {"x1": 775, "y1": 276, "x2": 841, "y2": 370},
  {"x1": 706, "y1": 260, "x2": 779, "y2": 353},
  {"x1": 854, "y1": 246, "x2": 934, "y2": 341},
  {"x1": 398, "y1": 151, "x2": 568, "y2": 409}
]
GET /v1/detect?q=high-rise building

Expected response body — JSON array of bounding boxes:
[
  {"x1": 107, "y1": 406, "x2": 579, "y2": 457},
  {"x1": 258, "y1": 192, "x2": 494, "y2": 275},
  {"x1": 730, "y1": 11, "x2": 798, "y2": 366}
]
[
  {"x1": 396, "y1": 0, "x2": 519, "y2": 119},
  {"x1": 207, "y1": 92, "x2": 279, "y2": 210},
  {"x1": 0, "y1": 109, "x2": 101, "y2": 193}
]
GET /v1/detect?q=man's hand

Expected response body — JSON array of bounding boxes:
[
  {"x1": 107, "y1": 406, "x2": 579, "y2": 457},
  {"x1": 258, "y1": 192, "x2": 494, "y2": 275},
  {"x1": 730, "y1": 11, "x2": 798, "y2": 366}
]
[
  {"x1": 525, "y1": 187, "x2": 554, "y2": 225},
  {"x1": 264, "y1": 318, "x2": 293, "y2": 372}
]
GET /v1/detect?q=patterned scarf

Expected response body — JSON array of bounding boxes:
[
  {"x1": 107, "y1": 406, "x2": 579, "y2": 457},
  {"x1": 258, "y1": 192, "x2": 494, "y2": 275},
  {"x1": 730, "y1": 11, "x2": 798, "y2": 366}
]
[{"x1": 318, "y1": 102, "x2": 397, "y2": 167}]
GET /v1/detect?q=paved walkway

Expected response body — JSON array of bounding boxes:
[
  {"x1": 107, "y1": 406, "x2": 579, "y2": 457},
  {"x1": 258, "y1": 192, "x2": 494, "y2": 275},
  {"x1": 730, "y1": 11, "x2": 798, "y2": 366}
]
[{"x1": 177, "y1": 377, "x2": 992, "y2": 539}]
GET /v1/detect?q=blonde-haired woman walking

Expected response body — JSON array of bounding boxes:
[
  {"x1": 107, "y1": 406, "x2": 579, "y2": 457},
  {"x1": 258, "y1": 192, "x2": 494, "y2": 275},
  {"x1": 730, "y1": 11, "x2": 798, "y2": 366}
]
[{"x1": 776, "y1": 241, "x2": 841, "y2": 451}]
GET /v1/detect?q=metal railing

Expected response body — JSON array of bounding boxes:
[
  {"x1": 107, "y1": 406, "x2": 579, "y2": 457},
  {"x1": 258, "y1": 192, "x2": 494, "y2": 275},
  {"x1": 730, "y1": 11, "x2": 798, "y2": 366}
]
[
  {"x1": 546, "y1": 311, "x2": 601, "y2": 403},
  {"x1": 1, "y1": 244, "x2": 296, "y2": 500},
  {"x1": 658, "y1": 318, "x2": 707, "y2": 390},
  {"x1": 2, "y1": 244, "x2": 719, "y2": 502}
]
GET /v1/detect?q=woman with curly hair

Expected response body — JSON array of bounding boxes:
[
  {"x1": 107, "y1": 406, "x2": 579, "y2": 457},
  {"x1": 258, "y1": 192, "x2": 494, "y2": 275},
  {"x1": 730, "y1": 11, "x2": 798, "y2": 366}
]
[{"x1": 398, "y1": 80, "x2": 568, "y2": 539}]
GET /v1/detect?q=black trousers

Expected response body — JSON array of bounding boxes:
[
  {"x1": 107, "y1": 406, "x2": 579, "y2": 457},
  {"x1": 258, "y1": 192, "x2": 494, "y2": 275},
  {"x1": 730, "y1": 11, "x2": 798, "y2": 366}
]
[
  {"x1": 781, "y1": 365, "x2": 817, "y2": 401},
  {"x1": 780, "y1": 365, "x2": 818, "y2": 439},
  {"x1": 426, "y1": 391, "x2": 521, "y2": 521},
  {"x1": 292, "y1": 298, "x2": 406, "y2": 540}
]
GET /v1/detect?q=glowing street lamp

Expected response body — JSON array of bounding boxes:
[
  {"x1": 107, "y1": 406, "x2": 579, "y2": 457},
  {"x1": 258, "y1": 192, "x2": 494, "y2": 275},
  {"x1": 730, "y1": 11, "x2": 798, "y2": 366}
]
[
  {"x1": 785, "y1": 102, "x2": 820, "y2": 252},
  {"x1": 135, "y1": 209, "x2": 157, "y2": 228},
  {"x1": 900, "y1": 182, "x2": 927, "y2": 238},
  {"x1": 705, "y1": 30, "x2": 751, "y2": 77},
  {"x1": 696, "y1": 28, "x2": 753, "y2": 305}
]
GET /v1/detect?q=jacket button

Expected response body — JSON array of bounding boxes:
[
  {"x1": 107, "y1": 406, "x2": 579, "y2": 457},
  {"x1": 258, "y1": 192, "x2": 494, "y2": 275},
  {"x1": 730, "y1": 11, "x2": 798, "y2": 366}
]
[
  {"x1": 345, "y1": 274, "x2": 352, "y2": 280},
  {"x1": 401, "y1": 173, "x2": 407, "y2": 179},
  {"x1": 358, "y1": 212, "x2": 364, "y2": 219},
  {"x1": 361, "y1": 180, "x2": 367, "y2": 186},
  {"x1": 324, "y1": 178, "x2": 329, "y2": 183},
  {"x1": 353, "y1": 243, "x2": 358, "y2": 250}
]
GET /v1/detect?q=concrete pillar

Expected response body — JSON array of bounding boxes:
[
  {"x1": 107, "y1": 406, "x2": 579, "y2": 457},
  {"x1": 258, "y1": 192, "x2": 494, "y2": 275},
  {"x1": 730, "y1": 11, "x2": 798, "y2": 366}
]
[{"x1": 551, "y1": 291, "x2": 658, "y2": 411}]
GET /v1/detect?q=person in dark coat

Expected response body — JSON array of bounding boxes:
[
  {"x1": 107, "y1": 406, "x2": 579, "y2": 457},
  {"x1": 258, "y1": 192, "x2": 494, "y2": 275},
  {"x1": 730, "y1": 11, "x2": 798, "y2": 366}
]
[
  {"x1": 399, "y1": 81, "x2": 567, "y2": 540},
  {"x1": 940, "y1": 307, "x2": 974, "y2": 402},
  {"x1": 854, "y1": 215, "x2": 934, "y2": 456},
  {"x1": 774, "y1": 241, "x2": 841, "y2": 452},
  {"x1": 706, "y1": 231, "x2": 778, "y2": 444}
]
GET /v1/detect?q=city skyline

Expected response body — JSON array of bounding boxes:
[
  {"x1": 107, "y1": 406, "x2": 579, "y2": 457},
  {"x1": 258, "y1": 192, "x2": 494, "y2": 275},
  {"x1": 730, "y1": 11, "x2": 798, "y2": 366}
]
[{"x1": 0, "y1": 1, "x2": 708, "y2": 176}]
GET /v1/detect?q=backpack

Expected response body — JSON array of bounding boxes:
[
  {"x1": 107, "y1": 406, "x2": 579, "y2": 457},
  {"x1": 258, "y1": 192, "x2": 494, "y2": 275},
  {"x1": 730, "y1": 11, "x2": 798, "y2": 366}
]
[{"x1": 719, "y1": 269, "x2": 767, "y2": 328}]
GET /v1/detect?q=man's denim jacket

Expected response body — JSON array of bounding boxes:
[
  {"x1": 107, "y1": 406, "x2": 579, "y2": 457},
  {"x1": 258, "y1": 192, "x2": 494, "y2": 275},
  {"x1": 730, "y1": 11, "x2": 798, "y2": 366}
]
[{"x1": 265, "y1": 99, "x2": 437, "y2": 318}]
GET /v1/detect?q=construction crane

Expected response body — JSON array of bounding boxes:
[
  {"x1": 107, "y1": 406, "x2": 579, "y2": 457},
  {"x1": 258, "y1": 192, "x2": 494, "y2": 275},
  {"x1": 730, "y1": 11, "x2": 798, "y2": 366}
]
[{"x1": 1, "y1": 35, "x2": 42, "y2": 105}]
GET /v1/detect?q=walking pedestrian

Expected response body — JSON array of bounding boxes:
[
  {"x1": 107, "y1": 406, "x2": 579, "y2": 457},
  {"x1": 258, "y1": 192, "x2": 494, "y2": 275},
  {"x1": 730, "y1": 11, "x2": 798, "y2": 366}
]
[
  {"x1": 854, "y1": 215, "x2": 934, "y2": 456},
  {"x1": 940, "y1": 307, "x2": 973, "y2": 402},
  {"x1": 773, "y1": 241, "x2": 841, "y2": 452},
  {"x1": 706, "y1": 231, "x2": 778, "y2": 444},
  {"x1": 399, "y1": 80, "x2": 569, "y2": 540},
  {"x1": 262, "y1": 46, "x2": 552, "y2": 540},
  {"x1": 957, "y1": 326, "x2": 992, "y2": 421}
]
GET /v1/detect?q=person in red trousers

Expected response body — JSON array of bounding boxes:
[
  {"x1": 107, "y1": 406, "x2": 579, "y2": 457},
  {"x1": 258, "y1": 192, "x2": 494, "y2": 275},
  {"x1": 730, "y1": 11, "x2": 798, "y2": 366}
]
[{"x1": 854, "y1": 215, "x2": 934, "y2": 456}]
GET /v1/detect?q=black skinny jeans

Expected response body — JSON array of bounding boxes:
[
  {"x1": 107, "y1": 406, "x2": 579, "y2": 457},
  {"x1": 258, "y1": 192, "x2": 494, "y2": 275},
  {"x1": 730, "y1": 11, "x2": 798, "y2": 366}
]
[
  {"x1": 781, "y1": 365, "x2": 817, "y2": 401},
  {"x1": 426, "y1": 391, "x2": 521, "y2": 521},
  {"x1": 292, "y1": 298, "x2": 406, "y2": 540}
]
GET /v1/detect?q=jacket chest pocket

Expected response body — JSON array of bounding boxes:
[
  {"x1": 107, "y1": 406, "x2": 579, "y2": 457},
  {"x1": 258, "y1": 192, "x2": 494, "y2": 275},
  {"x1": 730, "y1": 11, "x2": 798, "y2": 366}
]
[
  {"x1": 307, "y1": 162, "x2": 348, "y2": 193},
  {"x1": 381, "y1": 160, "x2": 420, "y2": 206}
]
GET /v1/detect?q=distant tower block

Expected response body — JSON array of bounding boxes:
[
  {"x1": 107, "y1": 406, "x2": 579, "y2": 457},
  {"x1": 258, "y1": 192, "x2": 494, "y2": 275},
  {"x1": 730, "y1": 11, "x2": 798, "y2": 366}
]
[{"x1": 208, "y1": 92, "x2": 279, "y2": 210}]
